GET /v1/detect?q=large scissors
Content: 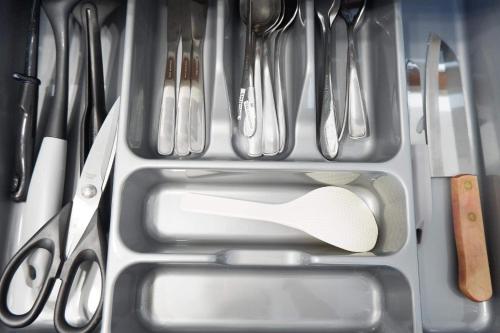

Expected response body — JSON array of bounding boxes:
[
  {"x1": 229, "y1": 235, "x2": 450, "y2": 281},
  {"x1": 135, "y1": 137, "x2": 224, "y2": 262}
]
[{"x1": 0, "y1": 97, "x2": 120, "y2": 333}]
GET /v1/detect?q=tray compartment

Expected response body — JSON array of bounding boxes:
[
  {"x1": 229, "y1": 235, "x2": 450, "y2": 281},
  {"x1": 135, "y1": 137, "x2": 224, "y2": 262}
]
[
  {"x1": 225, "y1": 1, "x2": 310, "y2": 159},
  {"x1": 402, "y1": 0, "x2": 500, "y2": 332},
  {"x1": 0, "y1": 0, "x2": 126, "y2": 330},
  {"x1": 110, "y1": 263, "x2": 414, "y2": 333},
  {"x1": 314, "y1": 0, "x2": 402, "y2": 162},
  {"x1": 117, "y1": 168, "x2": 407, "y2": 255},
  {"x1": 125, "y1": 0, "x2": 218, "y2": 158}
]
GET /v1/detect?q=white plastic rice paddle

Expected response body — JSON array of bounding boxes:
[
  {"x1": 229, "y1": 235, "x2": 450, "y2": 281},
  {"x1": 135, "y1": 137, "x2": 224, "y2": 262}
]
[{"x1": 181, "y1": 186, "x2": 378, "y2": 252}]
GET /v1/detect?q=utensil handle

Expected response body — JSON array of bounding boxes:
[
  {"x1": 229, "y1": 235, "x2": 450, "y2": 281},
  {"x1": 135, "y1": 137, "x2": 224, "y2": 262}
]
[
  {"x1": 11, "y1": 75, "x2": 39, "y2": 201},
  {"x1": 247, "y1": 38, "x2": 263, "y2": 157},
  {"x1": 82, "y1": 3, "x2": 106, "y2": 161},
  {"x1": 346, "y1": 27, "x2": 367, "y2": 139},
  {"x1": 238, "y1": 2, "x2": 256, "y2": 138},
  {"x1": 274, "y1": 32, "x2": 286, "y2": 153},
  {"x1": 261, "y1": 39, "x2": 279, "y2": 156},
  {"x1": 158, "y1": 45, "x2": 178, "y2": 155},
  {"x1": 189, "y1": 38, "x2": 205, "y2": 154},
  {"x1": 451, "y1": 175, "x2": 492, "y2": 302},
  {"x1": 181, "y1": 192, "x2": 279, "y2": 222},
  {"x1": 319, "y1": 27, "x2": 339, "y2": 159},
  {"x1": 0, "y1": 203, "x2": 71, "y2": 328},
  {"x1": 175, "y1": 43, "x2": 192, "y2": 156},
  {"x1": 54, "y1": 213, "x2": 105, "y2": 333}
]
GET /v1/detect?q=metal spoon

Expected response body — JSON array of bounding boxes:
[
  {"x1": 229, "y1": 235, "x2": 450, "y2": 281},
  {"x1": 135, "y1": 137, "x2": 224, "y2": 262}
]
[
  {"x1": 317, "y1": 0, "x2": 341, "y2": 159},
  {"x1": 239, "y1": 0, "x2": 281, "y2": 157},
  {"x1": 273, "y1": 0, "x2": 298, "y2": 153},
  {"x1": 259, "y1": 0, "x2": 282, "y2": 156},
  {"x1": 239, "y1": 0, "x2": 280, "y2": 139},
  {"x1": 339, "y1": 0, "x2": 367, "y2": 139}
]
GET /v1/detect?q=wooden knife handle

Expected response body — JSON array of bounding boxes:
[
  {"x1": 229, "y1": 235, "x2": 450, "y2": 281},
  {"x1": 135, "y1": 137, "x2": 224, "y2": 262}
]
[{"x1": 451, "y1": 175, "x2": 492, "y2": 301}]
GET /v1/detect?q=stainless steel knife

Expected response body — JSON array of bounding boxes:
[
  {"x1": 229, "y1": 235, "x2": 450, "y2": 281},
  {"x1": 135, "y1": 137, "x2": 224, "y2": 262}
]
[
  {"x1": 425, "y1": 33, "x2": 492, "y2": 302},
  {"x1": 158, "y1": 0, "x2": 182, "y2": 155},
  {"x1": 189, "y1": 0, "x2": 208, "y2": 154},
  {"x1": 175, "y1": 4, "x2": 193, "y2": 156}
]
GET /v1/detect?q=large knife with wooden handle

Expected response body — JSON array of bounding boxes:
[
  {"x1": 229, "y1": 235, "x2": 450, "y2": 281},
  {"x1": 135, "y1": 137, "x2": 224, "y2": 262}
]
[{"x1": 425, "y1": 33, "x2": 492, "y2": 302}]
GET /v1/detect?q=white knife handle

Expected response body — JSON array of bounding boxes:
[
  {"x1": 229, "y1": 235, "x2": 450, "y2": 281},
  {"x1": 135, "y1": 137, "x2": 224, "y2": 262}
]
[
  {"x1": 189, "y1": 39, "x2": 205, "y2": 154},
  {"x1": 175, "y1": 45, "x2": 192, "y2": 157},
  {"x1": 158, "y1": 47, "x2": 177, "y2": 156}
]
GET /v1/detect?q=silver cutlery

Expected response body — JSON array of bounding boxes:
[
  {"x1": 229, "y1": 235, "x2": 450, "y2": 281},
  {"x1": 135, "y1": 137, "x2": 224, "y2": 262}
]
[
  {"x1": 157, "y1": 0, "x2": 183, "y2": 155},
  {"x1": 316, "y1": 0, "x2": 341, "y2": 159},
  {"x1": 158, "y1": 0, "x2": 182, "y2": 156},
  {"x1": 189, "y1": 0, "x2": 208, "y2": 154},
  {"x1": 272, "y1": 0, "x2": 298, "y2": 154},
  {"x1": 175, "y1": 4, "x2": 194, "y2": 157},
  {"x1": 260, "y1": 0, "x2": 282, "y2": 156},
  {"x1": 240, "y1": 0, "x2": 281, "y2": 157},
  {"x1": 339, "y1": 0, "x2": 367, "y2": 139}
]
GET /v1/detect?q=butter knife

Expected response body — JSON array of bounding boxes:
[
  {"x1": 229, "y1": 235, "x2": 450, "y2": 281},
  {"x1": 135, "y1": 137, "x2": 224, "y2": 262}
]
[
  {"x1": 175, "y1": 4, "x2": 193, "y2": 156},
  {"x1": 189, "y1": 0, "x2": 208, "y2": 154},
  {"x1": 158, "y1": 0, "x2": 182, "y2": 155}
]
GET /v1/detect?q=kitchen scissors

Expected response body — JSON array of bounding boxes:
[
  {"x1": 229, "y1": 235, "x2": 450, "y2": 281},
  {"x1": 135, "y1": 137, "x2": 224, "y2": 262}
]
[{"x1": 0, "y1": 97, "x2": 120, "y2": 333}]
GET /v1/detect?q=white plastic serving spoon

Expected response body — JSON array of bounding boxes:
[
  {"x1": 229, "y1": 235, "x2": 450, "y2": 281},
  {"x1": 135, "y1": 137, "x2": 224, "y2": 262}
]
[{"x1": 180, "y1": 186, "x2": 378, "y2": 252}]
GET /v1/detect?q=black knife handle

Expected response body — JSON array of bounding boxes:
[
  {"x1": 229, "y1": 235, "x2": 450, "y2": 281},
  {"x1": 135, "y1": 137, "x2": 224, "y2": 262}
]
[{"x1": 11, "y1": 73, "x2": 40, "y2": 201}]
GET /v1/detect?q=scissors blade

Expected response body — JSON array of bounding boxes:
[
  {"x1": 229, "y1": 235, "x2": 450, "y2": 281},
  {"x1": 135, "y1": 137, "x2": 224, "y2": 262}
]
[{"x1": 65, "y1": 97, "x2": 120, "y2": 258}]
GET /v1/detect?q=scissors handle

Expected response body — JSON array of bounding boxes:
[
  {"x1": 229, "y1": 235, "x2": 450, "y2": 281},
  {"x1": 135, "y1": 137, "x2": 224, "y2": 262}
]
[
  {"x1": 0, "y1": 202, "x2": 72, "y2": 328},
  {"x1": 54, "y1": 211, "x2": 106, "y2": 333}
]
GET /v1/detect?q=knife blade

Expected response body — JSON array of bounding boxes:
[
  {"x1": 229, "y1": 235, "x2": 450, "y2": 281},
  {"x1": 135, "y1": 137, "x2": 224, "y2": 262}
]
[
  {"x1": 189, "y1": 0, "x2": 208, "y2": 154},
  {"x1": 425, "y1": 33, "x2": 492, "y2": 302},
  {"x1": 158, "y1": 0, "x2": 182, "y2": 155},
  {"x1": 175, "y1": 4, "x2": 193, "y2": 156},
  {"x1": 406, "y1": 61, "x2": 432, "y2": 232}
]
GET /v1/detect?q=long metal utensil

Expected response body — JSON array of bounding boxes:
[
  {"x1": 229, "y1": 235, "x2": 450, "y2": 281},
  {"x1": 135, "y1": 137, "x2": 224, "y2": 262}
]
[
  {"x1": 11, "y1": 0, "x2": 41, "y2": 202},
  {"x1": 158, "y1": 0, "x2": 182, "y2": 156},
  {"x1": 175, "y1": 4, "x2": 193, "y2": 157},
  {"x1": 189, "y1": 0, "x2": 208, "y2": 154},
  {"x1": 425, "y1": 33, "x2": 492, "y2": 302}
]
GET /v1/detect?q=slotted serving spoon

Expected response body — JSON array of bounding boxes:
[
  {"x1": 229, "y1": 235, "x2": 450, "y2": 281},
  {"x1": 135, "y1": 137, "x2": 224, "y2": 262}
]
[{"x1": 181, "y1": 186, "x2": 378, "y2": 252}]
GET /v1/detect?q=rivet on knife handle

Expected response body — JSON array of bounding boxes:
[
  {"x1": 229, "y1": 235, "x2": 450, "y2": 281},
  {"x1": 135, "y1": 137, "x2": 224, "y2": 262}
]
[{"x1": 451, "y1": 175, "x2": 492, "y2": 302}]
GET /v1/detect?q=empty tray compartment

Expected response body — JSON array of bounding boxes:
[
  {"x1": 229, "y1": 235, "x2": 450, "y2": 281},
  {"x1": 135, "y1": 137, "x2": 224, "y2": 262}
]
[
  {"x1": 118, "y1": 168, "x2": 408, "y2": 255},
  {"x1": 110, "y1": 263, "x2": 414, "y2": 332},
  {"x1": 314, "y1": 0, "x2": 403, "y2": 162}
]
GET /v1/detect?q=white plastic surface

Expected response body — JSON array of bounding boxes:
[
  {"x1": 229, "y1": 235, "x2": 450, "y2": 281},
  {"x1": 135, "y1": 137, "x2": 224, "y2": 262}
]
[
  {"x1": 181, "y1": 186, "x2": 378, "y2": 252},
  {"x1": 8, "y1": 137, "x2": 66, "y2": 314}
]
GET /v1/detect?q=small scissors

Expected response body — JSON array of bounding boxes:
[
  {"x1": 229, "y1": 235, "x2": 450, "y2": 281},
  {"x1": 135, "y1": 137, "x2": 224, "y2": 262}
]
[{"x1": 0, "y1": 97, "x2": 120, "y2": 333}]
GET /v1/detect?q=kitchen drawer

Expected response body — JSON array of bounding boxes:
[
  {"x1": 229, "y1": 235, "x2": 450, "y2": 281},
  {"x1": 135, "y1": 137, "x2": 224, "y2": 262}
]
[{"x1": 0, "y1": 0, "x2": 499, "y2": 332}]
